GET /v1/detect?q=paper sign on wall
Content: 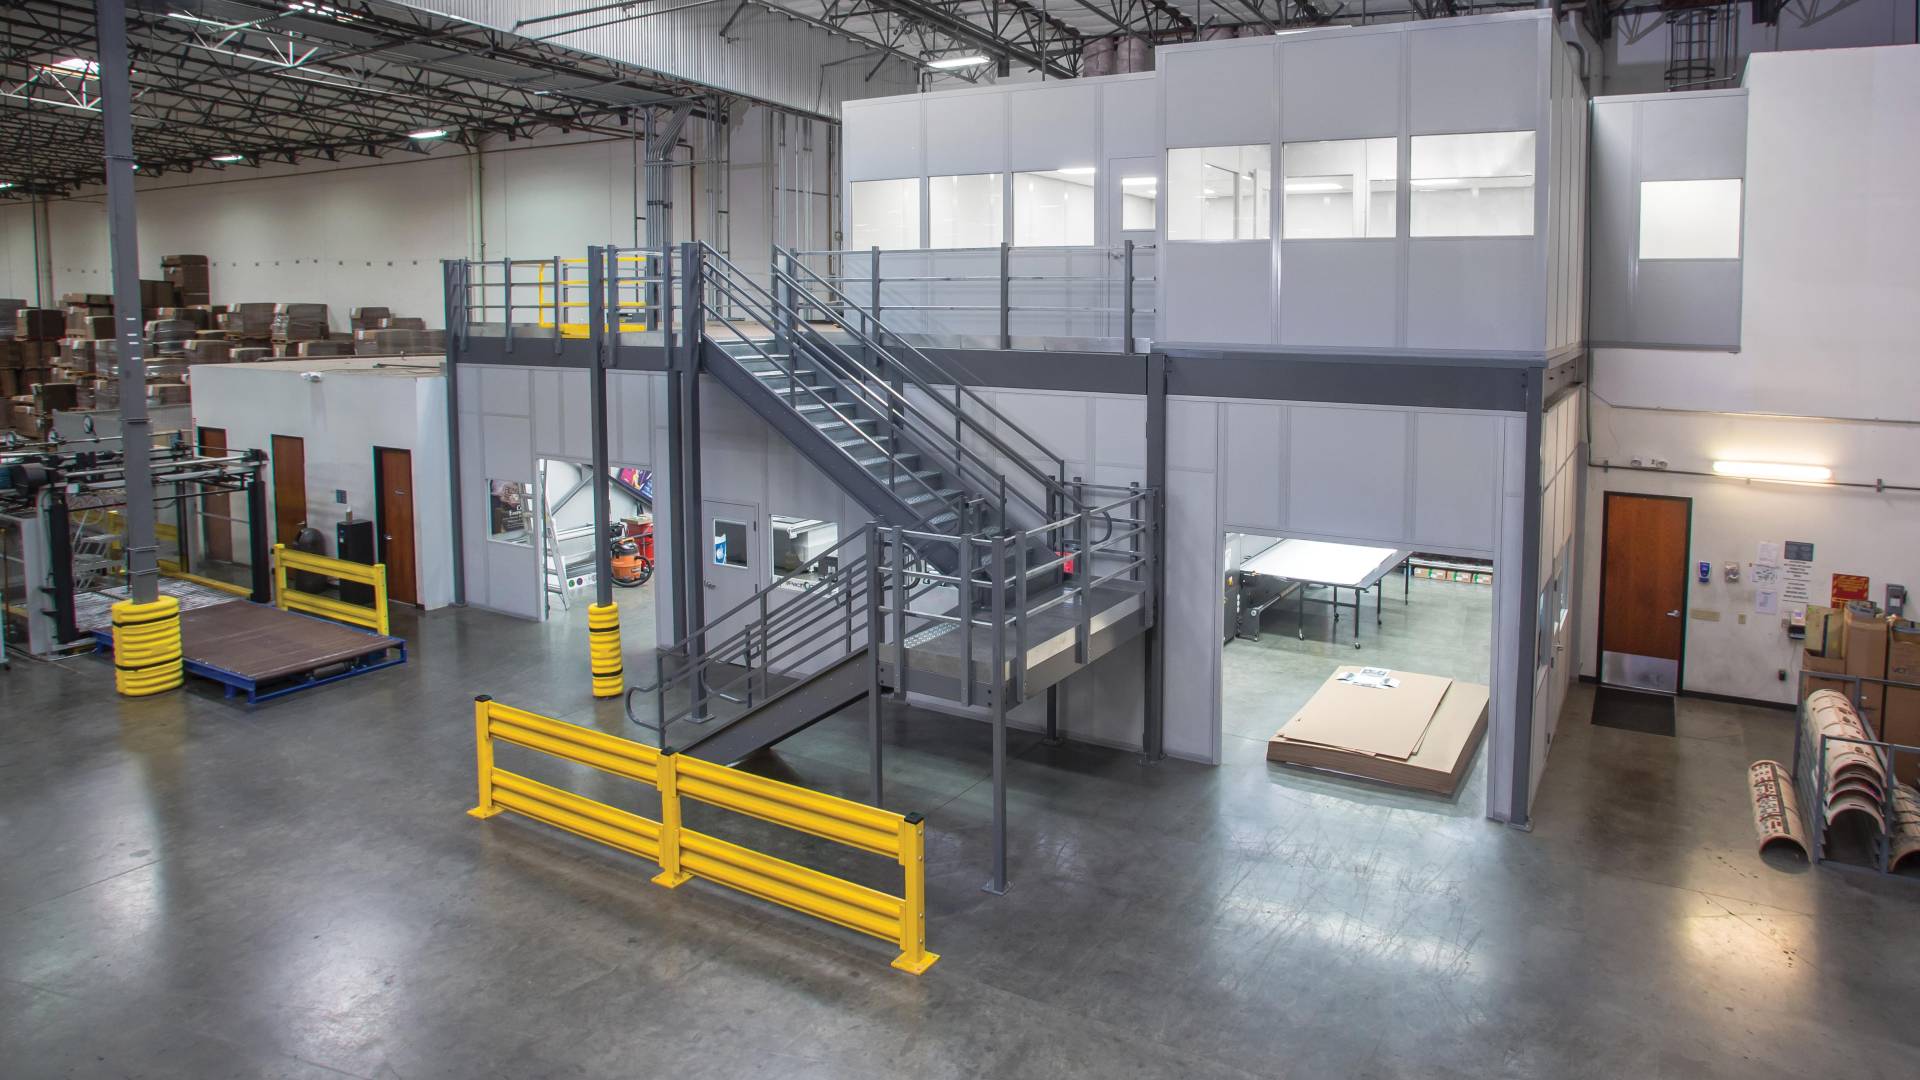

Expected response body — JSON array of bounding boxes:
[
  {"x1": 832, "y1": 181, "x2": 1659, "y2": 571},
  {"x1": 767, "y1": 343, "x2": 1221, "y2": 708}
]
[
  {"x1": 1780, "y1": 540, "x2": 1814, "y2": 616},
  {"x1": 1832, "y1": 573, "x2": 1870, "y2": 605}
]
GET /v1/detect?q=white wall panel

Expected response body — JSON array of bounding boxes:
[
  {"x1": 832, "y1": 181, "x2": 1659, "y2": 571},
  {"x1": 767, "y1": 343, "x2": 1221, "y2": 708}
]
[
  {"x1": 1408, "y1": 15, "x2": 1543, "y2": 135},
  {"x1": 1281, "y1": 31, "x2": 1404, "y2": 140},
  {"x1": 1101, "y1": 76, "x2": 1162, "y2": 160},
  {"x1": 1222, "y1": 402, "x2": 1284, "y2": 529},
  {"x1": 1285, "y1": 405, "x2": 1409, "y2": 542},
  {"x1": 1406, "y1": 238, "x2": 1540, "y2": 351},
  {"x1": 1160, "y1": 241, "x2": 1274, "y2": 345},
  {"x1": 479, "y1": 367, "x2": 531, "y2": 418},
  {"x1": 1091, "y1": 396, "x2": 1148, "y2": 469},
  {"x1": 1010, "y1": 83, "x2": 1100, "y2": 172},
  {"x1": 1161, "y1": 41, "x2": 1278, "y2": 148},
  {"x1": 843, "y1": 99, "x2": 924, "y2": 180},
  {"x1": 1413, "y1": 412, "x2": 1502, "y2": 550},
  {"x1": 1277, "y1": 241, "x2": 1398, "y2": 348},
  {"x1": 925, "y1": 94, "x2": 1008, "y2": 176}
]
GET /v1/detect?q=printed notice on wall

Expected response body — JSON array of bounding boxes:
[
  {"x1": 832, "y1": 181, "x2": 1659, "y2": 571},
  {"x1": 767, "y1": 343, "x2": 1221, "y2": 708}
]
[
  {"x1": 1832, "y1": 573, "x2": 1870, "y2": 605},
  {"x1": 1780, "y1": 540, "x2": 1815, "y2": 616},
  {"x1": 1753, "y1": 541, "x2": 1781, "y2": 616}
]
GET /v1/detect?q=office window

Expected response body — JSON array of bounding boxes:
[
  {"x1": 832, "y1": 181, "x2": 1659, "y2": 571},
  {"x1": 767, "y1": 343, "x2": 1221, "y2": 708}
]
[
  {"x1": 1282, "y1": 138, "x2": 1397, "y2": 239},
  {"x1": 1167, "y1": 145, "x2": 1271, "y2": 241},
  {"x1": 929, "y1": 173, "x2": 1003, "y2": 248},
  {"x1": 848, "y1": 178, "x2": 921, "y2": 250},
  {"x1": 1640, "y1": 179, "x2": 1742, "y2": 260},
  {"x1": 1120, "y1": 173, "x2": 1157, "y2": 231},
  {"x1": 772, "y1": 515, "x2": 841, "y2": 590},
  {"x1": 712, "y1": 518, "x2": 748, "y2": 568},
  {"x1": 1013, "y1": 169, "x2": 1097, "y2": 246},
  {"x1": 1409, "y1": 131, "x2": 1535, "y2": 237}
]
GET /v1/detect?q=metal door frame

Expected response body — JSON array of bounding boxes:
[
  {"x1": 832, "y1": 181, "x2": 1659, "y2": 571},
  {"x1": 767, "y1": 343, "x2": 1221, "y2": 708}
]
[{"x1": 1595, "y1": 490, "x2": 1692, "y2": 695}]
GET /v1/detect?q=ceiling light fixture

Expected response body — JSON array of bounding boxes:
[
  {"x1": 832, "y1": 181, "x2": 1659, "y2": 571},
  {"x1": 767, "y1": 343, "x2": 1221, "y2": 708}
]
[
  {"x1": 1284, "y1": 181, "x2": 1344, "y2": 194},
  {"x1": 50, "y1": 57, "x2": 100, "y2": 77},
  {"x1": 926, "y1": 54, "x2": 990, "y2": 70},
  {"x1": 0, "y1": 182, "x2": 15, "y2": 190},
  {"x1": 1711, "y1": 460, "x2": 1833, "y2": 483},
  {"x1": 408, "y1": 128, "x2": 449, "y2": 140},
  {"x1": 1055, "y1": 166, "x2": 1096, "y2": 176},
  {"x1": 212, "y1": 153, "x2": 246, "y2": 163},
  {"x1": 1121, "y1": 176, "x2": 1157, "y2": 187}
]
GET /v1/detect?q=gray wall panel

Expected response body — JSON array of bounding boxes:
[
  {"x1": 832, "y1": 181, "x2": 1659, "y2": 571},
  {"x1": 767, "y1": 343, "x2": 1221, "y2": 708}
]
[{"x1": 1281, "y1": 32, "x2": 1403, "y2": 140}]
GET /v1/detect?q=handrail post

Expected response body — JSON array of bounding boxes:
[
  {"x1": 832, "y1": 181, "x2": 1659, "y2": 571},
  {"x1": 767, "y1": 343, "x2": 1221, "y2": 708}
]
[
  {"x1": 891, "y1": 528, "x2": 908, "y2": 701},
  {"x1": 503, "y1": 258, "x2": 515, "y2": 354},
  {"x1": 865, "y1": 538, "x2": 885, "y2": 804},
  {"x1": 987, "y1": 534, "x2": 1009, "y2": 895},
  {"x1": 756, "y1": 588, "x2": 770, "y2": 706},
  {"x1": 1122, "y1": 238, "x2": 1136, "y2": 355},
  {"x1": 1128, "y1": 482, "x2": 1143, "y2": 585},
  {"x1": 1012, "y1": 533, "x2": 1028, "y2": 702},
  {"x1": 466, "y1": 696, "x2": 501, "y2": 818},
  {"x1": 1074, "y1": 476, "x2": 1090, "y2": 665},
  {"x1": 959, "y1": 532, "x2": 975, "y2": 708},
  {"x1": 650, "y1": 752, "x2": 691, "y2": 888},
  {"x1": 870, "y1": 246, "x2": 882, "y2": 340},
  {"x1": 997, "y1": 241, "x2": 1011, "y2": 350},
  {"x1": 271, "y1": 542, "x2": 288, "y2": 611},
  {"x1": 551, "y1": 254, "x2": 563, "y2": 352}
]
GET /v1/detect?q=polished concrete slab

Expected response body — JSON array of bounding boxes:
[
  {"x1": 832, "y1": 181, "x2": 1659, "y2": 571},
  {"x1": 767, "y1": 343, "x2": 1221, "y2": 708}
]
[{"x1": 3, "y1": 596, "x2": 1918, "y2": 1079}]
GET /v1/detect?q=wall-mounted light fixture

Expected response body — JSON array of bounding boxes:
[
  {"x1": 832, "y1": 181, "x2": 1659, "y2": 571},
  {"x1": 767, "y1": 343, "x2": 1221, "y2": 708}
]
[{"x1": 1711, "y1": 460, "x2": 1832, "y2": 483}]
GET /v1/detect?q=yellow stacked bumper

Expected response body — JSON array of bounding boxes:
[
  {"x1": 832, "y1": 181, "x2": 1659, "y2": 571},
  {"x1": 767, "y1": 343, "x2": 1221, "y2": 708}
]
[{"x1": 111, "y1": 595, "x2": 183, "y2": 696}]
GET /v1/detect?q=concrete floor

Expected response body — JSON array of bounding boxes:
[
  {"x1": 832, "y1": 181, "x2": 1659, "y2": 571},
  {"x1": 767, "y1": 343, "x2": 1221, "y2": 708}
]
[{"x1": 4, "y1": 587, "x2": 1919, "y2": 1079}]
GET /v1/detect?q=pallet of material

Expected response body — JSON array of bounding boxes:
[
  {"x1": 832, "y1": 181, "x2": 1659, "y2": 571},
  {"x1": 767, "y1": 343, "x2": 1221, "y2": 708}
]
[{"x1": 1267, "y1": 666, "x2": 1489, "y2": 796}]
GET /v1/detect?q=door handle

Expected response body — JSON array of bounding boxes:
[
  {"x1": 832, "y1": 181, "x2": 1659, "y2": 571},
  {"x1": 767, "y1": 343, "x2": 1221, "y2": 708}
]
[
  {"x1": 1667, "y1": 609, "x2": 1681, "y2": 618},
  {"x1": 705, "y1": 581, "x2": 716, "y2": 590}
]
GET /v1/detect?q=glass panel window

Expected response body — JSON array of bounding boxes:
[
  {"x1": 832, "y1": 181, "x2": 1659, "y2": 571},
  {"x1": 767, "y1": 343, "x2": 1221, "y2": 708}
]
[
  {"x1": 1282, "y1": 138, "x2": 1397, "y2": 239},
  {"x1": 712, "y1": 519, "x2": 748, "y2": 568},
  {"x1": 1120, "y1": 173, "x2": 1157, "y2": 231},
  {"x1": 1639, "y1": 178, "x2": 1742, "y2": 260},
  {"x1": 772, "y1": 515, "x2": 841, "y2": 590},
  {"x1": 1167, "y1": 145, "x2": 1271, "y2": 241},
  {"x1": 928, "y1": 173, "x2": 1003, "y2": 248},
  {"x1": 849, "y1": 178, "x2": 921, "y2": 250},
  {"x1": 487, "y1": 479, "x2": 532, "y2": 544},
  {"x1": 1409, "y1": 131, "x2": 1536, "y2": 237},
  {"x1": 1013, "y1": 169, "x2": 1097, "y2": 246}
]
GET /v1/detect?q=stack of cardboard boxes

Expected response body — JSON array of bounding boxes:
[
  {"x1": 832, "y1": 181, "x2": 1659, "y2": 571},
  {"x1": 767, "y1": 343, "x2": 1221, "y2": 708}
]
[
  {"x1": 163, "y1": 254, "x2": 211, "y2": 306},
  {"x1": 1803, "y1": 600, "x2": 1920, "y2": 784},
  {"x1": 5, "y1": 304, "x2": 69, "y2": 437}
]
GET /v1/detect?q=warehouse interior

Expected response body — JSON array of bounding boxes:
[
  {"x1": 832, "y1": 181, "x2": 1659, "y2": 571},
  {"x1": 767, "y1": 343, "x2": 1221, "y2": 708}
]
[{"x1": 4, "y1": 1, "x2": 1920, "y2": 1076}]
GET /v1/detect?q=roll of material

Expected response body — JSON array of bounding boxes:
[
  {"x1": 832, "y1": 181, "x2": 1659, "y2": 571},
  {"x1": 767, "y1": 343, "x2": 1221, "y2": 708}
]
[
  {"x1": 112, "y1": 595, "x2": 184, "y2": 696},
  {"x1": 588, "y1": 602, "x2": 623, "y2": 698}
]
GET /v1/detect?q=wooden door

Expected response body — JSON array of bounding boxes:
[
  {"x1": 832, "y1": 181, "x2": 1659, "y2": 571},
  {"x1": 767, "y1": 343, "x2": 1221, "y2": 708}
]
[
  {"x1": 1599, "y1": 492, "x2": 1691, "y2": 693},
  {"x1": 197, "y1": 426, "x2": 233, "y2": 562},
  {"x1": 375, "y1": 447, "x2": 418, "y2": 605},
  {"x1": 270, "y1": 434, "x2": 307, "y2": 544}
]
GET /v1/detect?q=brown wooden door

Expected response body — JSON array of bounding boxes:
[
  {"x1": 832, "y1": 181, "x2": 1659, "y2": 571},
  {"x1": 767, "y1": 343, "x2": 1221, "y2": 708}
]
[
  {"x1": 270, "y1": 435, "x2": 307, "y2": 543},
  {"x1": 197, "y1": 426, "x2": 233, "y2": 562},
  {"x1": 1599, "y1": 492, "x2": 1691, "y2": 693},
  {"x1": 375, "y1": 447, "x2": 418, "y2": 605}
]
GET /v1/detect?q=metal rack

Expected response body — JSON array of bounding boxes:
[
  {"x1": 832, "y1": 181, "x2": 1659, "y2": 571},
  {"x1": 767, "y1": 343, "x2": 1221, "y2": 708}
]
[{"x1": 1790, "y1": 671, "x2": 1920, "y2": 877}]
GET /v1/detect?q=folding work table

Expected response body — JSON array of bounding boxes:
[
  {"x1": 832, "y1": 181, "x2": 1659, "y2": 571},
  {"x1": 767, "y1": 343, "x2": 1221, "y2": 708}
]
[{"x1": 1238, "y1": 539, "x2": 1411, "y2": 648}]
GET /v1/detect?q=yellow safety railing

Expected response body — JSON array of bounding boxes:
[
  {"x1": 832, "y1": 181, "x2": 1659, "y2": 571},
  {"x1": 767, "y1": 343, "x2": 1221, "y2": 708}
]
[
  {"x1": 535, "y1": 254, "x2": 656, "y2": 338},
  {"x1": 467, "y1": 697, "x2": 938, "y2": 974},
  {"x1": 271, "y1": 542, "x2": 390, "y2": 636}
]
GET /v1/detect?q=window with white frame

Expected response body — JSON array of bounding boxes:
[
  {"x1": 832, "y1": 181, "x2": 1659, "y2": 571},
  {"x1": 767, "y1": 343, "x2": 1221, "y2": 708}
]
[
  {"x1": 1409, "y1": 131, "x2": 1536, "y2": 237},
  {"x1": 848, "y1": 178, "x2": 921, "y2": 250},
  {"x1": 929, "y1": 173, "x2": 1003, "y2": 248},
  {"x1": 1167, "y1": 145, "x2": 1271, "y2": 241},
  {"x1": 1119, "y1": 173, "x2": 1157, "y2": 231},
  {"x1": 1282, "y1": 138, "x2": 1397, "y2": 239},
  {"x1": 1639, "y1": 179, "x2": 1742, "y2": 260},
  {"x1": 1013, "y1": 169, "x2": 1097, "y2": 246}
]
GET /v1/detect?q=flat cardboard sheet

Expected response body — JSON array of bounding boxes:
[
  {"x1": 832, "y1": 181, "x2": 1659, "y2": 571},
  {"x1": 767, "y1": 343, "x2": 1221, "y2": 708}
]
[
  {"x1": 1242, "y1": 539, "x2": 1406, "y2": 589},
  {"x1": 1276, "y1": 666, "x2": 1453, "y2": 760},
  {"x1": 1268, "y1": 677, "x2": 1489, "y2": 796}
]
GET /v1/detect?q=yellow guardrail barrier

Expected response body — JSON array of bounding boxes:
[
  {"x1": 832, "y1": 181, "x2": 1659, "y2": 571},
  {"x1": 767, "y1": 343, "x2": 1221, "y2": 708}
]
[
  {"x1": 467, "y1": 697, "x2": 937, "y2": 974},
  {"x1": 271, "y1": 542, "x2": 390, "y2": 636},
  {"x1": 536, "y1": 255, "x2": 655, "y2": 338}
]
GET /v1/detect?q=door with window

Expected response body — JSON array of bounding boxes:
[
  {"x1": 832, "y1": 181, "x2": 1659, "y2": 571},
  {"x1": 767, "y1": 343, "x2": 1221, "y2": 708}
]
[
  {"x1": 703, "y1": 500, "x2": 762, "y2": 655},
  {"x1": 1598, "y1": 492, "x2": 1690, "y2": 693}
]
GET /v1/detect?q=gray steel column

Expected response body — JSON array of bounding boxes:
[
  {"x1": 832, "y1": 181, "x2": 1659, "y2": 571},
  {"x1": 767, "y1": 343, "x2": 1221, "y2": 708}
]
[
  {"x1": 1142, "y1": 350, "x2": 1168, "y2": 761},
  {"x1": 97, "y1": 0, "x2": 157, "y2": 605},
  {"x1": 678, "y1": 242, "x2": 706, "y2": 649},
  {"x1": 587, "y1": 247, "x2": 614, "y2": 607},
  {"x1": 1509, "y1": 369, "x2": 1545, "y2": 829},
  {"x1": 985, "y1": 534, "x2": 1009, "y2": 895},
  {"x1": 441, "y1": 259, "x2": 467, "y2": 605}
]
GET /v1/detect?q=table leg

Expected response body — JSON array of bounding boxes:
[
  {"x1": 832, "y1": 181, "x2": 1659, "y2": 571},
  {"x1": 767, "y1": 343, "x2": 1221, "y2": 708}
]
[
  {"x1": 1352, "y1": 588, "x2": 1361, "y2": 649},
  {"x1": 1404, "y1": 560, "x2": 1411, "y2": 605},
  {"x1": 1298, "y1": 581, "x2": 1306, "y2": 641},
  {"x1": 1377, "y1": 581, "x2": 1383, "y2": 625}
]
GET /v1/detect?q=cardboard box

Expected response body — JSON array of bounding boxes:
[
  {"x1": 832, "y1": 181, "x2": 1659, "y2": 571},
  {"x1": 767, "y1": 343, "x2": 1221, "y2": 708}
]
[
  {"x1": 15, "y1": 308, "x2": 65, "y2": 340},
  {"x1": 1267, "y1": 669, "x2": 1490, "y2": 796},
  {"x1": 1842, "y1": 602, "x2": 1890, "y2": 737},
  {"x1": 1802, "y1": 650, "x2": 1851, "y2": 700},
  {"x1": 1885, "y1": 621, "x2": 1920, "y2": 785}
]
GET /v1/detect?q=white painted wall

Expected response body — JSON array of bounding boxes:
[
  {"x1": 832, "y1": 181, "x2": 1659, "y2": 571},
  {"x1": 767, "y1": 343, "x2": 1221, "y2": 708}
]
[
  {"x1": 188, "y1": 360, "x2": 454, "y2": 610},
  {"x1": 1581, "y1": 45, "x2": 1920, "y2": 704}
]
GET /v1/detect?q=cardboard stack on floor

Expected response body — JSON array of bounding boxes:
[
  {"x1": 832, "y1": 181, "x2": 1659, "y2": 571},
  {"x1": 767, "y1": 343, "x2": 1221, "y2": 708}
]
[
  {"x1": 1267, "y1": 667, "x2": 1489, "y2": 796},
  {"x1": 1800, "y1": 599, "x2": 1920, "y2": 785}
]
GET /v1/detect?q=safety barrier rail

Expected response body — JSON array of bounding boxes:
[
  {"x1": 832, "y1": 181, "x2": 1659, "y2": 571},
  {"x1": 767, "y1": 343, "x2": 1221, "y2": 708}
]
[
  {"x1": 447, "y1": 250, "x2": 670, "y2": 354},
  {"x1": 271, "y1": 542, "x2": 389, "y2": 636},
  {"x1": 469, "y1": 697, "x2": 937, "y2": 973}
]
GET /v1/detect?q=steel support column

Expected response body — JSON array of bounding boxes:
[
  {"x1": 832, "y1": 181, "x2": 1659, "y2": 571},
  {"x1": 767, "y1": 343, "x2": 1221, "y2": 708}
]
[
  {"x1": 442, "y1": 259, "x2": 467, "y2": 605},
  {"x1": 97, "y1": 0, "x2": 158, "y2": 605},
  {"x1": 587, "y1": 247, "x2": 615, "y2": 607},
  {"x1": 677, "y1": 243, "x2": 706, "y2": 704},
  {"x1": 1143, "y1": 350, "x2": 1168, "y2": 761},
  {"x1": 1508, "y1": 369, "x2": 1545, "y2": 828},
  {"x1": 247, "y1": 466, "x2": 273, "y2": 604}
]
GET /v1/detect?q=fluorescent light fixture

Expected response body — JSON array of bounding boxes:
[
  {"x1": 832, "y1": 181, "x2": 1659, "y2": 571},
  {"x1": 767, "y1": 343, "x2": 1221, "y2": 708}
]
[
  {"x1": 1284, "y1": 180, "x2": 1344, "y2": 194},
  {"x1": 407, "y1": 127, "x2": 449, "y2": 140},
  {"x1": 1121, "y1": 176, "x2": 1157, "y2": 187},
  {"x1": 1055, "y1": 166, "x2": 1096, "y2": 176},
  {"x1": 926, "y1": 54, "x2": 990, "y2": 70},
  {"x1": 1712, "y1": 460, "x2": 1832, "y2": 483},
  {"x1": 0, "y1": 182, "x2": 14, "y2": 190},
  {"x1": 1409, "y1": 178, "x2": 1465, "y2": 190},
  {"x1": 50, "y1": 57, "x2": 100, "y2": 77},
  {"x1": 212, "y1": 154, "x2": 246, "y2": 163}
]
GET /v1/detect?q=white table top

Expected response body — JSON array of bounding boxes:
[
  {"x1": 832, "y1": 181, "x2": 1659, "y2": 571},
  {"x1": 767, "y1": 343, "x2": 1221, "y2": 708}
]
[{"x1": 1241, "y1": 539, "x2": 1408, "y2": 589}]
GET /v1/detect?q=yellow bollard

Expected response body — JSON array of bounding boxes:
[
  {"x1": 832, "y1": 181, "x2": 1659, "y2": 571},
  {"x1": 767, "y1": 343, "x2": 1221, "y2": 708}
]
[
  {"x1": 111, "y1": 595, "x2": 184, "y2": 696},
  {"x1": 587, "y1": 602, "x2": 623, "y2": 698}
]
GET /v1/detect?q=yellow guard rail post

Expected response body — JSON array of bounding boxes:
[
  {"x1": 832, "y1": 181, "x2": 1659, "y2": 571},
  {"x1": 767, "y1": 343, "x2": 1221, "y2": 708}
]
[
  {"x1": 272, "y1": 543, "x2": 390, "y2": 635},
  {"x1": 467, "y1": 696, "x2": 937, "y2": 974}
]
